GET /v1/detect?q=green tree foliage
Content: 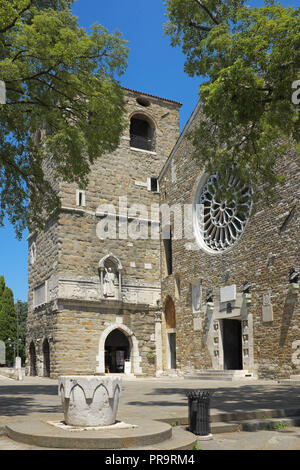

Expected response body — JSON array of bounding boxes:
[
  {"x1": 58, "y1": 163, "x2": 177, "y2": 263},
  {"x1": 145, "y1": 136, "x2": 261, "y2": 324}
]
[
  {"x1": 0, "y1": 284, "x2": 17, "y2": 364},
  {"x1": 15, "y1": 300, "x2": 28, "y2": 363},
  {"x1": 164, "y1": 0, "x2": 300, "y2": 201},
  {"x1": 0, "y1": 0, "x2": 129, "y2": 237}
]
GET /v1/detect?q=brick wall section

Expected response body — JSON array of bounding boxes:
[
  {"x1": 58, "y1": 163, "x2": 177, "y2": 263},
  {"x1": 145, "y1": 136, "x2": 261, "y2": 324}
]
[{"x1": 159, "y1": 107, "x2": 300, "y2": 379}]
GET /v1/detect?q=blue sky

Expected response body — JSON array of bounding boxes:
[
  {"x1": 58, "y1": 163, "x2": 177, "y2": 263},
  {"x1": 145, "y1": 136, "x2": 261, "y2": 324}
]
[{"x1": 0, "y1": 0, "x2": 296, "y2": 302}]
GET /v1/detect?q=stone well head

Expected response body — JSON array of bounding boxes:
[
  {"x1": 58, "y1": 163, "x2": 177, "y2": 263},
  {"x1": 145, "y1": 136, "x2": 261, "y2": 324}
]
[{"x1": 58, "y1": 376, "x2": 122, "y2": 427}]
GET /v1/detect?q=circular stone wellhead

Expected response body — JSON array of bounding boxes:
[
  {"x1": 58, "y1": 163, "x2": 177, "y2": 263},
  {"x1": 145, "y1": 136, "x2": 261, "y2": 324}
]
[
  {"x1": 58, "y1": 376, "x2": 122, "y2": 427},
  {"x1": 194, "y1": 171, "x2": 252, "y2": 253}
]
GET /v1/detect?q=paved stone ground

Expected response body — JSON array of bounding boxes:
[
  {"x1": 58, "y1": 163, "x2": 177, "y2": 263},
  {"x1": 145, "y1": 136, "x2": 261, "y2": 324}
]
[
  {"x1": 0, "y1": 374, "x2": 300, "y2": 450},
  {"x1": 197, "y1": 427, "x2": 300, "y2": 450}
]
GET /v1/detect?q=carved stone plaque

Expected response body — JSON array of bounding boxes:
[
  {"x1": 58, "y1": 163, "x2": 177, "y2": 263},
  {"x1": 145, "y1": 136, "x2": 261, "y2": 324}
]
[
  {"x1": 220, "y1": 284, "x2": 236, "y2": 303},
  {"x1": 193, "y1": 317, "x2": 202, "y2": 331},
  {"x1": 262, "y1": 291, "x2": 273, "y2": 322}
]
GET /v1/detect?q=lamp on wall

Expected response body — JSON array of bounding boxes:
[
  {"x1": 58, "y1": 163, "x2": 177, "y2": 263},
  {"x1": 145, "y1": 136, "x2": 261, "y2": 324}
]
[
  {"x1": 242, "y1": 280, "x2": 252, "y2": 305},
  {"x1": 288, "y1": 268, "x2": 299, "y2": 294}
]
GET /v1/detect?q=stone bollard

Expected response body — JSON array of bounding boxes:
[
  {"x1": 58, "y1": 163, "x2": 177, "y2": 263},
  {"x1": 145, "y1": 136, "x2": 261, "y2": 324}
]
[{"x1": 58, "y1": 376, "x2": 122, "y2": 427}]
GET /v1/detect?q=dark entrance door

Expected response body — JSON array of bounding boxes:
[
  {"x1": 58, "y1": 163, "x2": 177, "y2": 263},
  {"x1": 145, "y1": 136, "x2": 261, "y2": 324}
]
[
  {"x1": 29, "y1": 342, "x2": 37, "y2": 376},
  {"x1": 105, "y1": 329, "x2": 130, "y2": 373},
  {"x1": 223, "y1": 319, "x2": 243, "y2": 370},
  {"x1": 168, "y1": 333, "x2": 176, "y2": 369},
  {"x1": 43, "y1": 339, "x2": 50, "y2": 377}
]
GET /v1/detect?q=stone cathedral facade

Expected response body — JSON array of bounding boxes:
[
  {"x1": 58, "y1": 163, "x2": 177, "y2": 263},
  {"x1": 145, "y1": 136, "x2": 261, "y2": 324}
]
[
  {"x1": 26, "y1": 91, "x2": 300, "y2": 379},
  {"x1": 158, "y1": 102, "x2": 300, "y2": 380}
]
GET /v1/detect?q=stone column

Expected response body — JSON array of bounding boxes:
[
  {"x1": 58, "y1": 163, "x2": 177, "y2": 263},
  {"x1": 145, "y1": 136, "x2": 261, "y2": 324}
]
[{"x1": 155, "y1": 311, "x2": 163, "y2": 374}]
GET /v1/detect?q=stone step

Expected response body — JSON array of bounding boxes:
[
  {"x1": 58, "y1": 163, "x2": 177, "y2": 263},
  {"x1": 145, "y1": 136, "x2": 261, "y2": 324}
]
[
  {"x1": 129, "y1": 427, "x2": 198, "y2": 450},
  {"x1": 278, "y1": 379, "x2": 300, "y2": 385},
  {"x1": 184, "y1": 375, "x2": 256, "y2": 381},
  {"x1": 157, "y1": 407, "x2": 300, "y2": 428},
  {"x1": 238, "y1": 416, "x2": 300, "y2": 432},
  {"x1": 184, "y1": 370, "x2": 257, "y2": 381},
  {"x1": 290, "y1": 374, "x2": 300, "y2": 380}
]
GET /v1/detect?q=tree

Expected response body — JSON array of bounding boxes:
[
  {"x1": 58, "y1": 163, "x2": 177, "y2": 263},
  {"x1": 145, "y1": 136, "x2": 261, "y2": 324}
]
[
  {"x1": 0, "y1": 0, "x2": 129, "y2": 237},
  {"x1": 0, "y1": 285, "x2": 17, "y2": 364},
  {"x1": 164, "y1": 0, "x2": 300, "y2": 202}
]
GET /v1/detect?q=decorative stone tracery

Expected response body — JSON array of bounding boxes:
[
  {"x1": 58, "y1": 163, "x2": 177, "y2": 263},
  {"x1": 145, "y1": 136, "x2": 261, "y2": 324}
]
[{"x1": 194, "y1": 172, "x2": 252, "y2": 253}]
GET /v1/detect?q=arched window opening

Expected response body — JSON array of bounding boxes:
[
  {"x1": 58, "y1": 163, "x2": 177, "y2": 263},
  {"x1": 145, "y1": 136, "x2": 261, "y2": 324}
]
[
  {"x1": 105, "y1": 329, "x2": 130, "y2": 373},
  {"x1": 43, "y1": 339, "x2": 50, "y2": 377},
  {"x1": 130, "y1": 114, "x2": 155, "y2": 151}
]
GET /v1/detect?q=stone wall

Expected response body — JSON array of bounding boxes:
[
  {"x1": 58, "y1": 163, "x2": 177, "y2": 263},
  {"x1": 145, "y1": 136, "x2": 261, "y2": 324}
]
[
  {"x1": 27, "y1": 89, "x2": 181, "y2": 377},
  {"x1": 159, "y1": 105, "x2": 300, "y2": 379}
]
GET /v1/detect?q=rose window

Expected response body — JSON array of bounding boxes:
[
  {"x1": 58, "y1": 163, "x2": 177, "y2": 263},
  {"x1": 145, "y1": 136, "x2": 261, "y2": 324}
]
[{"x1": 194, "y1": 172, "x2": 252, "y2": 252}]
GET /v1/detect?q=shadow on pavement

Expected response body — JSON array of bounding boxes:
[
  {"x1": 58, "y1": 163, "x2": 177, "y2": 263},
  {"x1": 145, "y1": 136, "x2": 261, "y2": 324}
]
[
  {"x1": 126, "y1": 384, "x2": 300, "y2": 413},
  {"x1": 0, "y1": 385, "x2": 60, "y2": 416}
]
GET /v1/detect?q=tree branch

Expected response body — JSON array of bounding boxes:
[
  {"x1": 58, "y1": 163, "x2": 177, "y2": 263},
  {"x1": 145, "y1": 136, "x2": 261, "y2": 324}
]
[
  {"x1": 194, "y1": 0, "x2": 220, "y2": 25},
  {"x1": 189, "y1": 20, "x2": 212, "y2": 32},
  {"x1": 0, "y1": 1, "x2": 33, "y2": 34}
]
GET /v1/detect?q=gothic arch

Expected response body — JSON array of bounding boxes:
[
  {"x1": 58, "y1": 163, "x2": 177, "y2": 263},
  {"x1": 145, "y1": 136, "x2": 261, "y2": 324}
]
[
  {"x1": 29, "y1": 341, "x2": 37, "y2": 376},
  {"x1": 42, "y1": 338, "x2": 50, "y2": 377},
  {"x1": 96, "y1": 324, "x2": 142, "y2": 375},
  {"x1": 128, "y1": 110, "x2": 158, "y2": 130},
  {"x1": 99, "y1": 253, "x2": 122, "y2": 271}
]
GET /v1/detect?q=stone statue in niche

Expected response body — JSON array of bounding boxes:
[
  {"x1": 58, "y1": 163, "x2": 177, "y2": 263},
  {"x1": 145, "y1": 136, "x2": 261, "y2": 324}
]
[
  {"x1": 99, "y1": 253, "x2": 122, "y2": 301},
  {"x1": 104, "y1": 267, "x2": 116, "y2": 297}
]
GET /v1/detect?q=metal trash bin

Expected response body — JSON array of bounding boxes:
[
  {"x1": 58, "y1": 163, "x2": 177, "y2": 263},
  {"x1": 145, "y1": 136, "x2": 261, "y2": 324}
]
[{"x1": 186, "y1": 390, "x2": 211, "y2": 436}]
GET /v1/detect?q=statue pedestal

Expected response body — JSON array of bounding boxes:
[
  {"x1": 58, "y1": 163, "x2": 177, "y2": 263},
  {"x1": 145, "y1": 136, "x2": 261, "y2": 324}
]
[{"x1": 58, "y1": 376, "x2": 122, "y2": 427}]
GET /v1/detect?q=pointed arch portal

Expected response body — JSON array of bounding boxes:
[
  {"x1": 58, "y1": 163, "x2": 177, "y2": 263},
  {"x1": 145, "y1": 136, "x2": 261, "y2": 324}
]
[{"x1": 96, "y1": 324, "x2": 142, "y2": 375}]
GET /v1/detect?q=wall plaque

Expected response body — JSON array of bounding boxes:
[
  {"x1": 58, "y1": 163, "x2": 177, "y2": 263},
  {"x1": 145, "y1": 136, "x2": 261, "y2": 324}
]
[
  {"x1": 262, "y1": 291, "x2": 273, "y2": 322},
  {"x1": 220, "y1": 284, "x2": 236, "y2": 303}
]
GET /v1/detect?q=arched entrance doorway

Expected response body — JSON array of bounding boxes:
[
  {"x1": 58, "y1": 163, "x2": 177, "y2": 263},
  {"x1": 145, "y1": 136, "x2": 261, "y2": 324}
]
[
  {"x1": 96, "y1": 324, "x2": 142, "y2": 375},
  {"x1": 42, "y1": 339, "x2": 50, "y2": 377},
  {"x1": 29, "y1": 342, "x2": 37, "y2": 376},
  {"x1": 105, "y1": 329, "x2": 130, "y2": 373},
  {"x1": 164, "y1": 296, "x2": 176, "y2": 370}
]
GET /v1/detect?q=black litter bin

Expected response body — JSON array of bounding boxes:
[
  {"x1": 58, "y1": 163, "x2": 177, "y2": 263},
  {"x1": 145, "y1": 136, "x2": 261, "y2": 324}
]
[{"x1": 186, "y1": 390, "x2": 211, "y2": 436}]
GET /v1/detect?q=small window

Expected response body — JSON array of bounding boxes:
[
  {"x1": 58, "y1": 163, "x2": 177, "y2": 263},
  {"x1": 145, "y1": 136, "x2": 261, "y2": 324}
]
[
  {"x1": 76, "y1": 189, "x2": 86, "y2": 207},
  {"x1": 130, "y1": 114, "x2": 155, "y2": 151},
  {"x1": 147, "y1": 177, "x2": 159, "y2": 193},
  {"x1": 30, "y1": 242, "x2": 37, "y2": 265},
  {"x1": 175, "y1": 276, "x2": 181, "y2": 299}
]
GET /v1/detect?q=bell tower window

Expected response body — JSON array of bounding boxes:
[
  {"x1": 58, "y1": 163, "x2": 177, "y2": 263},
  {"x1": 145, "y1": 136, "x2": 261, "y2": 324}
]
[{"x1": 130, "y1": 114, "x2": 155, "y2": 151}]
